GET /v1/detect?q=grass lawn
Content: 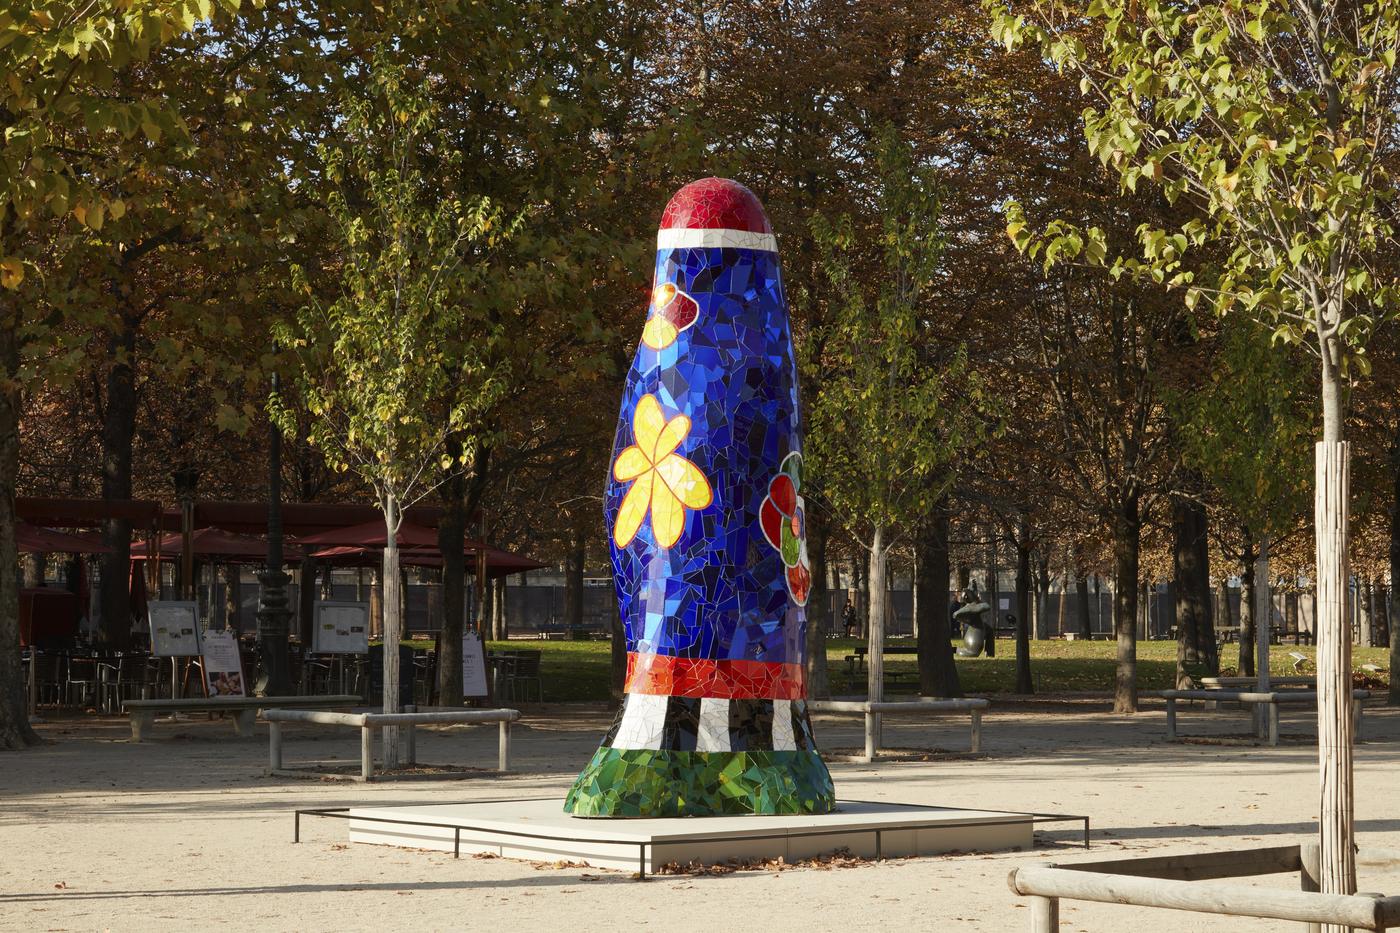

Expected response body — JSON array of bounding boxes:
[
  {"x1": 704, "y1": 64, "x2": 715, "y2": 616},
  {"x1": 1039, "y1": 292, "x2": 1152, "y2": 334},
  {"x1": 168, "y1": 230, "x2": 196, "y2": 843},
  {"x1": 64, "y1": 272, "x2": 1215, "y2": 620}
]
[{"x1": 438, "y1": 637, "x2": 1394, "y2": 703}]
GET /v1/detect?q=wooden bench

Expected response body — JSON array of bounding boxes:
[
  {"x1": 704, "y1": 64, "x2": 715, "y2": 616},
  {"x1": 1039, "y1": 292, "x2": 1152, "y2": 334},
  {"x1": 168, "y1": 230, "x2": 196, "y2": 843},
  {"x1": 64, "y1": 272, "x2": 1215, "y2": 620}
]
[
  {"x1": 123, "y1": 695, "x2": 361, "y2": 742},
  {"x1": 844, "y1": 644, "x2": 920, "y2": 675},
  {"x1": 809, "y1": 697, "x2": 990, "y2": 761},
  {"x1": 1156, "y1": 689, "x2": 1369, "y2": 746},
  {"x1": 1200, "y1": 676, "x2": 1315, "y2": 690},
  {"x1": 263, "y1": 707, "x2": 520, "y2": 781}
]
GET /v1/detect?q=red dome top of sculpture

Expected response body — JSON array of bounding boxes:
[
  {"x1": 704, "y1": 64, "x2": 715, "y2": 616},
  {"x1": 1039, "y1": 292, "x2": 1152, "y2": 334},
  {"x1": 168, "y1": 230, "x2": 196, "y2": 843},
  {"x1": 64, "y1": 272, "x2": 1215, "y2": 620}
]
[{"x1": 659, "y1": 178, "x2": 772, "y2": 234}]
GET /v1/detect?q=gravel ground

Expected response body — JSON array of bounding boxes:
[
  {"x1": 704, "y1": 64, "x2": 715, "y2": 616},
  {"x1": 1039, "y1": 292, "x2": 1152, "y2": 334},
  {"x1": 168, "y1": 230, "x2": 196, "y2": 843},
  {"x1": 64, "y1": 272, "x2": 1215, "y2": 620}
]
[{"x1": 2, "y1": 697, "x2": 1398, "y2": 932}]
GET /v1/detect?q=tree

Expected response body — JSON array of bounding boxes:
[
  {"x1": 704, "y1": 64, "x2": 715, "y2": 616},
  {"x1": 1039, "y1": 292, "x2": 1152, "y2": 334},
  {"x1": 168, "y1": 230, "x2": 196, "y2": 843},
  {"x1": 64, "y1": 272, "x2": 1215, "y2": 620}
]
[
  {"x1": 0, "y1": 0, "x2": 247, "y2": 749},
  {"x1": 808, "y1": 127, "x2": 994, "y2": 732},
  {"x1": 273, "y1": 54, "x2": 512, "y2": 767},
  {"x1": 993, "y1": 0, "x2": 1400, "y2": 904}
]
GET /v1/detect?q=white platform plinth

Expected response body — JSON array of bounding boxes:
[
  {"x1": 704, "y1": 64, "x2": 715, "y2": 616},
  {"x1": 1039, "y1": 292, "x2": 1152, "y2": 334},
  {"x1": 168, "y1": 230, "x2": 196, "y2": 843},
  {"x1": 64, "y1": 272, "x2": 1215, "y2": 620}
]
[{"x1": 347, "y1": 798, "x2": 1034, "y2": 872}]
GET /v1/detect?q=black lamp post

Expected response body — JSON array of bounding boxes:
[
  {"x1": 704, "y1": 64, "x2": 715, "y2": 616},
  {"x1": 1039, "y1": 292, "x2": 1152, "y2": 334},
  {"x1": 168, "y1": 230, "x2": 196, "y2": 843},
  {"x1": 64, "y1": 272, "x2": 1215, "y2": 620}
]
[{"x1": 255, "y1": 370, "x2": 293, "y2": 696}]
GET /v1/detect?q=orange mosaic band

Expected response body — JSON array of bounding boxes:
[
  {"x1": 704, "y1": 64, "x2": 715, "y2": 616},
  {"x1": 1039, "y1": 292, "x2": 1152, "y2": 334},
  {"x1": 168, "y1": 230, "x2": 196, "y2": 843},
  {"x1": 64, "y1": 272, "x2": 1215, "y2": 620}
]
[{"x1": 624, "y1": 653, "x2": 805, "y2": 700}]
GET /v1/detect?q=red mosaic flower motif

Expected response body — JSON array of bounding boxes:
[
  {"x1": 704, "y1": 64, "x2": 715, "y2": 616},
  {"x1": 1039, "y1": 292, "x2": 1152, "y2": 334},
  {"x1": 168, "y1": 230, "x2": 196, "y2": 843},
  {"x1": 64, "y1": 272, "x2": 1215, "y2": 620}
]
[
  {"x1": 641, "y1": 283, "x2": 700, "y2": 350},
  {"x1": 760, "y1": 452, "x2": 811, "y2": 606}
]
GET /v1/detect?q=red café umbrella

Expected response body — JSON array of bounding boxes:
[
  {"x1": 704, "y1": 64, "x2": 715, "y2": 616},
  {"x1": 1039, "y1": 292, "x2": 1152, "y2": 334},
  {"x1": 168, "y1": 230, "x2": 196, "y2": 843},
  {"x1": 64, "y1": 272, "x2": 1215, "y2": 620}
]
[
  {"x1": 133, "y1": 527, "x2": 305, "y2": 563},
  {"x1": 294, "y1": 519, "x2": 448, "y2": 549},
  {"x1": 309, "y1": 542, "x2": 546, "y2": 579},
  {"x1": 16, "y1": 521, "x2": 114, "y2": 554}
]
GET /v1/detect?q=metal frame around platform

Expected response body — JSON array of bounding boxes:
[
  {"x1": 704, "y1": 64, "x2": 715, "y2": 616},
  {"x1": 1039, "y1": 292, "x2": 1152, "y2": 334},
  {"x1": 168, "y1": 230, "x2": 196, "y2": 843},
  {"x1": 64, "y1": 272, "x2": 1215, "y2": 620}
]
[{"x1": 292, "y1": 798, "x2": 1089, "y2": 880}]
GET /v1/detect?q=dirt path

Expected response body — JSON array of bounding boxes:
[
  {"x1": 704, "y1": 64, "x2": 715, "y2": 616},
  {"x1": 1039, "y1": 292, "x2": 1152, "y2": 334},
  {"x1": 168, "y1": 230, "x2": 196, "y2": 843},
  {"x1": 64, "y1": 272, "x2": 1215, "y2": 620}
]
[{"x1": 2, "y1": 700, "x2": 1398, "y2": 932}]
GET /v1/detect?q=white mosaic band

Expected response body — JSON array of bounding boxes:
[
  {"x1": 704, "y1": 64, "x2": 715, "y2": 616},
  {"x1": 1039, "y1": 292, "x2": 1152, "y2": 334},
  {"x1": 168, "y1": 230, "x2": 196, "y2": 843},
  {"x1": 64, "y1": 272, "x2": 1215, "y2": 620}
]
[{"x1": 656, "y1": 228, "x2": 778, "y2": 252}]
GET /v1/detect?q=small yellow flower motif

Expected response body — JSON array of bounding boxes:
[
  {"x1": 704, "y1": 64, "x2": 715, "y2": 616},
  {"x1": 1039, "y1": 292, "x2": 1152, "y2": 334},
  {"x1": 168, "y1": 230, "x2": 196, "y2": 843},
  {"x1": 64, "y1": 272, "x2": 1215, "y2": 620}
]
[{"x1": 613, "y1": 394, "x2": 713, "y2": 549}]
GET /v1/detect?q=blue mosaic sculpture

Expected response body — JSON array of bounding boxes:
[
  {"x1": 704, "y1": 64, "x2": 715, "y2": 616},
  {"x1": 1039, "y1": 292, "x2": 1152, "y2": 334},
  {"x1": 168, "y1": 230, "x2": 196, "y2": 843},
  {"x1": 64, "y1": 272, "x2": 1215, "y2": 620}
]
[{"x1": 565, "y1": 178, "x2": 836, "y2": 817}]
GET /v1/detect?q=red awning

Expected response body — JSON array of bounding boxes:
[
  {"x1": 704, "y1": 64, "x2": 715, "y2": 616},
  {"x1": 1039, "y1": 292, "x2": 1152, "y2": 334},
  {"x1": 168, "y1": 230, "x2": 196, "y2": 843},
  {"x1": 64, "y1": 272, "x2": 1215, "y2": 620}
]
[
  {"x1": 16, "y1": 522, "x2": 115, "y2": 554},
  {"x1": 309, "y1": 543, "x2": 546, "y2": 578},
  {"x1": 296, "y1": 520, "x2": 484, "y2": 550},
  {"x1": 133, "y1": 527, "x2": 305, "y2": 563},
  {"x1": 18, "y1": 497, "x2": 162, "y2": 528},
  {"x1": 156, "y1": 501, "x2": 451, "y2": 535}
]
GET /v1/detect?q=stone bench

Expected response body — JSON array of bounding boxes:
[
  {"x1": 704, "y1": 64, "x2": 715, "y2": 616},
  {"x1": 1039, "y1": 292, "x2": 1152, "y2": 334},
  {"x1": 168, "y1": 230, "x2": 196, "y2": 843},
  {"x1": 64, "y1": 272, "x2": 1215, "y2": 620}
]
[
  {"x1": 1155, "y1": 689, "x2": 1369, "y2": 746},
  {"x1": 123, "y1": 695, "x2": 361, "y2": 742},
  {"x1": 263, "y1": 707, "x2": 521, "y2": 781},
  {"x1": 809, "y1": 697, "x2": 990, "y2": 761}
]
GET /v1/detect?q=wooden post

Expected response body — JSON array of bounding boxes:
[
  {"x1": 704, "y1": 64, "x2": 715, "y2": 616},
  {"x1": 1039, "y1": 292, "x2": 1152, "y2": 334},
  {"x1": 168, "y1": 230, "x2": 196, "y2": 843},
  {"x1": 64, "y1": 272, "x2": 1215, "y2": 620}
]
[
  {"x1": 864, "y1": 709, "x2": 877, "y2": 761},
  {"x1": 1255, "y1": 541, "x2": 1272, "y2": 739},
  {"x1": 1301, "y1": 841, "x2": 1323, "y2": 933},
  {"x1": 971, "y1": 708, "x2": 982, "y2": 754},
  {"x1": 1316, "y1": 441, "x2": 1356, "y2": 926},
  {"x1": 1267, "y1": 701, "x2": 1279, "y2": 747},
  {"x1": 269, "y1": 721, "x2": 282, "y2": 771},
  {"x1": 1030, "y1": 895, "x2": 1059, "y2": 933},
  {"x1": 361, "y1": 724, "x2": 374, "y2": 781},
  {"x1": 498, "y1": 719, "x2": 510, "y2": 771},
  {"x1": 1165, "y1": 696, "x2": 1177, "y2": 741}
]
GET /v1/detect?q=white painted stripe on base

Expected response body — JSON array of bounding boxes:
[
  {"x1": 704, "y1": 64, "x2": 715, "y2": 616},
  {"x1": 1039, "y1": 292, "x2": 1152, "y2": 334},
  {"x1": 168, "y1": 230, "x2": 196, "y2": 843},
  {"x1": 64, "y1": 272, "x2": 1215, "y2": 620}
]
[
  {"x1": 696, "y1": 697, "x2": 731, "y2": 752},
  {"x1": 612, "y1": 693, "x2": 669, "y2": 750},
  {"x1": 656, "y1": 228, "x2": 778, "y2": 252},
  {"x1": 771, "y1": 699, "x2": 796, "y2": 751}
]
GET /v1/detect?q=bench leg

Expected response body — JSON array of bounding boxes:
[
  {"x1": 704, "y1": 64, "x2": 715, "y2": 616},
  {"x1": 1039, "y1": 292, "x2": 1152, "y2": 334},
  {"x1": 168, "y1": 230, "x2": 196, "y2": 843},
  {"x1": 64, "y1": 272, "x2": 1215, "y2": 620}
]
[
  {"x1": 234, "y1": 709, "x2": 256, "y2": 738},
  {"x1": 1030, "y1": 895, "x2": 1059, "y2": 932},
  {"x1": 499, "y1": 720, "x2": 510, "y2": 771},
  {"x1": 361, "y1": 725, "x2": 374, "y2": 782},
  {"x1": 269, "y1": 721, "x2": 283, "y2": 772},
  {"x1": 130, "y1": 712, "x2": 153, "y2": 742},
  {"x1": 1164, "y1": 698, "x2": 1176, "y2": 741},
  {"x1": 970, "y1": 709, "x2": 982, "y2": 754}
]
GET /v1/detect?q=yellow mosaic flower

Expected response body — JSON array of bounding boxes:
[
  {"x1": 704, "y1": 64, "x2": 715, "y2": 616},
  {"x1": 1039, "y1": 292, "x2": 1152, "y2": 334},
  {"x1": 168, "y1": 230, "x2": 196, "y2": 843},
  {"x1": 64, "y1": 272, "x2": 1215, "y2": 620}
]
[{"x1": 612, "y1": 395, "x2": 713, "y2": 549}]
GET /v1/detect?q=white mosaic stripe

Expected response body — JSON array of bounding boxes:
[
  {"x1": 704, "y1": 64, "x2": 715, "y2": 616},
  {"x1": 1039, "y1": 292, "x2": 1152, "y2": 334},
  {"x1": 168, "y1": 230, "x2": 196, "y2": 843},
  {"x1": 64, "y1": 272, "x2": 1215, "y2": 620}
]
[
  {"x1": 696, "y1": 697, "x2": 731, "y2": 752},
  {"x1": 770, "y1": 699, "x2": 796, "y2": 751},
  {"x1": 656, "y1": 228, "x2": 778, "y2": 252},
  {"x1": 611, "y1": 692, "x2": 669, "y2": 750}
]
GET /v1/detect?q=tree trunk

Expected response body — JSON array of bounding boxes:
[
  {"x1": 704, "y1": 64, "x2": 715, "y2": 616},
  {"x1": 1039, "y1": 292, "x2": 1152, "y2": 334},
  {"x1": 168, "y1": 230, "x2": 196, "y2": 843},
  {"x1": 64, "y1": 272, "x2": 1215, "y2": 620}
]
[
  {"x1": 915, "y1": 501, "x2": 960, "y2": 698},
  {"x1": 0, "y1": 317, "x2": 38, "y2": 748},
  {"x1": 866, "y1": 527, "x2": 887, "y2": 748},
  {"x1": 1075, "y1": 572, "x2": 1092, "y2": 638},
  {"x1": 1216, "y1": 577, "x2": 1233, "y2": 671},
  {"x1": 1390, "y1": 419, "x2": 1400, "y2": 704},
  {"x1": 436, "y1": 468, "x2": 467, "y2": 705},
  {"x1": 98, "y1": 321, "x2": 138, "y2": 649},
  {"x1": 985, "y1": 530, "x2": 998, "y2": 658},
  {"x1": 1358, "y1": 578, "x2": 1375, "y2": 647},
  {"x1": 1315, "y1": 436, "x2": 1354, "y2": 909},
  {"x1": 1034, "y1": 552, "x2": 1051, "y2": 640},
  {"x1": 297, "y1": 555, "x2": 316, "y2": 647},
  {"x1": 563, "y1": 523, "x2": 585, "y2": 635},
  {"x1": 1239, "y1": 532, "x2": 1257, "y2": 676},
  {"x1": 1112, "y1": 495, "x2": 1141, "y2": 713},
  {"x1": 381, "y1": 495, "x2": 403, "y2": 769},
  {"x1": 1173, "y1": 491, "x2": 1216, "y2": 686},
  {"x1": 608, "y1": 573, "x2": 626, "y2": 704},
  {"x1": 855, "y1": 557, "x2": 868, "y2": 639},
  {"x1": 1014, "y1": 518, "x2": 1034, "y2": 694},
  {"x1": 805, "y1": 498, "x2": 832, "y2": 700}
]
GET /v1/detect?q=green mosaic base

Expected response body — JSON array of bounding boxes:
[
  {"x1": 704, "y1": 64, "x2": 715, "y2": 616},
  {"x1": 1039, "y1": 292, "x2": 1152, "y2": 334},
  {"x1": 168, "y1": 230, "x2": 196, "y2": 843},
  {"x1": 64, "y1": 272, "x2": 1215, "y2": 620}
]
[{"x1": 564, "y1": 747, "x2": 836, "y2": 818}]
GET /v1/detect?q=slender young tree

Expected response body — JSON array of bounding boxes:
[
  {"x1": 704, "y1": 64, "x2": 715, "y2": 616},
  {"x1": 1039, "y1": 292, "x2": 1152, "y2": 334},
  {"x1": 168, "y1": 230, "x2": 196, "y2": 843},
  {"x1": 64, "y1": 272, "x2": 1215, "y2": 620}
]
[
  {"x1": 808, "y1": 127, "x2": 995, "y2": 737},
  {"x1": 994, "y1": 0, "x2": 1400, "y2": 904},
  {"x1": 273, "y1": 55, "x2": 512, "y2": 767}
]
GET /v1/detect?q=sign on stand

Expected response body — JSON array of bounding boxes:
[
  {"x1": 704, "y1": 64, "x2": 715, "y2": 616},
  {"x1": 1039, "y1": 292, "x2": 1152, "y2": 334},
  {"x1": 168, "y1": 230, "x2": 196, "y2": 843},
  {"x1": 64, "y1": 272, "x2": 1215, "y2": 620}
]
[
  {"x1": 462, "y1": 632, "x2": 488, "y2": 698},
  {"x1": 149, "y1": 602, "x2": 202, "y2": 656},
  {"x1": 201, "y1": 630, "x2": 246, "y2": 697},
  {"x1": 312, "y1": 602, "x2": 371, "y2": 654}
]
